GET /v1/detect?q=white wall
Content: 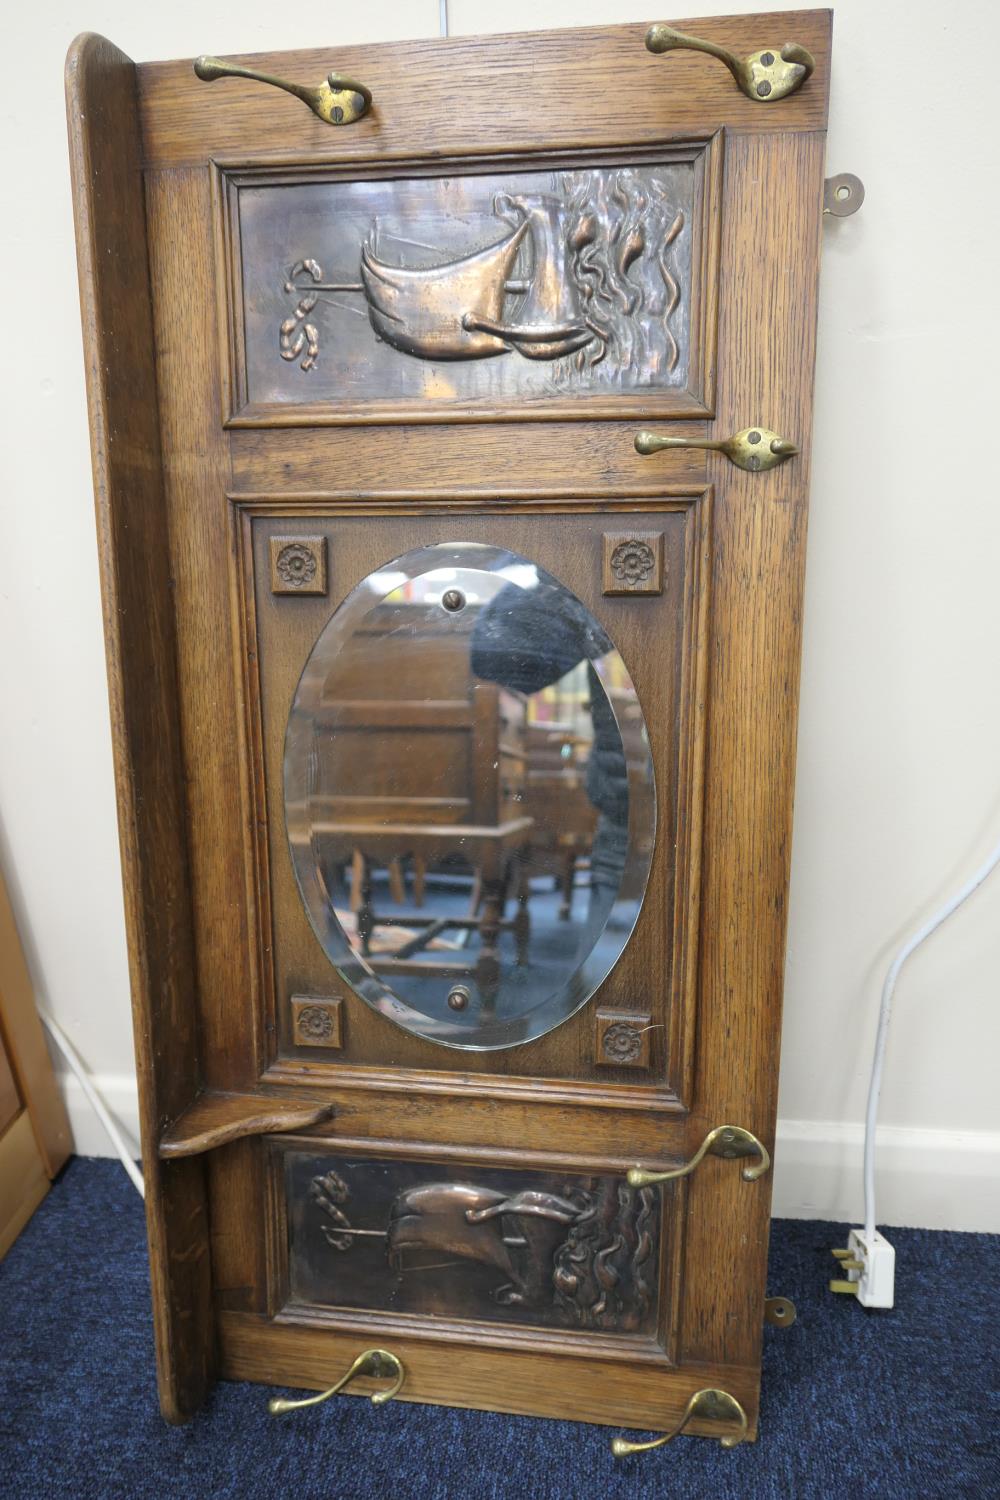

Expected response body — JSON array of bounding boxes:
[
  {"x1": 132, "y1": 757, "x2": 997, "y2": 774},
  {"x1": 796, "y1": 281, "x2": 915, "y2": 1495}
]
[{"x1": 3, "y1": 1, "x2": 999, "y2": 1231}]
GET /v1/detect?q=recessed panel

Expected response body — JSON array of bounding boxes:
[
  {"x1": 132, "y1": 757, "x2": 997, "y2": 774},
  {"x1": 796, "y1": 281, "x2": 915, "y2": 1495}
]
[
  {"x1": 223, "y1": 141, "x2": 721, "y2": 421},
  {"x1": 282, "y1": 1149, "x2": 663, "y2": 1338},
  {"x1": 246, "y1": 506, "x2": 703, "y2": 1096}
]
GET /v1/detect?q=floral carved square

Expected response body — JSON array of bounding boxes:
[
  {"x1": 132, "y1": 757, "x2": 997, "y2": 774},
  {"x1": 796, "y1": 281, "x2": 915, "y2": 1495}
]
[
  {"x1": 595, "y1": 1009, "x2": 652, "y2": 1069},
  {"x1": 602, "y1": 532, "x2": 664, "y2": 597},
  {"x1": 291, "y1": 996, "x2": 343, "y2": 1049},
  {"x1": 270, "y1": 536, "x2": 327, "y2": 596}
]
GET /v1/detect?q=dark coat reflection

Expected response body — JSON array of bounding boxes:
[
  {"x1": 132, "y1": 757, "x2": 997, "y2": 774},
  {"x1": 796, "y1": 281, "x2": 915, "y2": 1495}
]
[{"x1": 470, "y1": 577, "x2": 629, "y2": 898}]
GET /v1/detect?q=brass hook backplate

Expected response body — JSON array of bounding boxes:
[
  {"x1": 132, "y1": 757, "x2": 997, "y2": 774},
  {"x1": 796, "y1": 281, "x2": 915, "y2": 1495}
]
[
  {"x1": 627, "y1": 1124, "x2": 770, "y2": 1189},
  {"x1": 635, "y1": 426, "x2": 798, "y2": 472},
  {"x1": 612, "y1": 1387, "x2": 749, "y2": 1457},
  {"x1": 645, "y1": 24, "x2": 814, "y2": 102},
  {"x1": 269, "y1": 1348, "x2": 404, "y2": 1416},
  {"x1": 194, "y1": 56, "x2": 372, "y2": 125}
]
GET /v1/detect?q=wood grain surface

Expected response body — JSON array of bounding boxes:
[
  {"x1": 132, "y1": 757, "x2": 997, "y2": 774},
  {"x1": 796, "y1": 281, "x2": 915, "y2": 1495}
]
[
  {"x1": 65, "y1": 33, "x2": 212, "y2": 1422},
  {"x1": 159, "y1": 1092, "x2": 336, "y2": 1158},
  {"x1": 137, "y1": 12, "x2": 831, "y2": 169}
]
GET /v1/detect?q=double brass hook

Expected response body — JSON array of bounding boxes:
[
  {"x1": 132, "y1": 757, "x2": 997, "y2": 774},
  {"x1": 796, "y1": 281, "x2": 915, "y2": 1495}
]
[
  {"x1": 645, "y1": 23, "x2": 814, "y2": 103},
  {"x1": 627, "y1": 1124, "x2": 771, "y2": 1189},
  {"x1": 268, "y1": 1348, "x2": 404, "y2": 1416},
  {"x1": 194, "y1": 56, "x2": 372, "y2": 126},
  {"x1": 635, "y1": 426, "x2": 798, "y2": 474},
  {"x1": 612, "y1": 1387, "x2": 748, "y2": 1457}
]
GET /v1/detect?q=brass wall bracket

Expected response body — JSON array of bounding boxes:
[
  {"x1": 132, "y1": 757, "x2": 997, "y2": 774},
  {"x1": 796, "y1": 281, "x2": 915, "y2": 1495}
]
[
  {"x1": 627, "y1": 1124, "x2": 770, "y2": 1189},
  {"x1": 612, "y1": 1387, "x2": 749, "y2": 1457},
  {"x1": 635, "y1": 426, "x2": 798, "y2": 473},
  {"x1": 193, "y1": 56, "x2": 373, "y2": 125},
  {"x1": 268, "y1": 1348, "x2": 404, "y2": 1416},
  {"x1": 824, "y1": 173, "x2": 865, "y2": 217},
  {"x1": 645, "y1": 24, "x2": 814, "y2": 102},
  {"x1": 764, "y1": 1295, "x2": 797, "y2": 1327}
]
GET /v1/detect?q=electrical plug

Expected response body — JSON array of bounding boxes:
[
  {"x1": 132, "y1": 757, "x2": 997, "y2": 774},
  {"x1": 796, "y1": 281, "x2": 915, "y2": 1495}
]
[{"x1": 829, "y1": 1228, "x2": 895, "y2": 1308}]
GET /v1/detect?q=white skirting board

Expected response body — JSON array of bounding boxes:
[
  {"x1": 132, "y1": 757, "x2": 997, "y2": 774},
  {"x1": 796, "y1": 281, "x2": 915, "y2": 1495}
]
[{"x1": 56, "y1": 1072, "x2": 1000, "y2": 1234}]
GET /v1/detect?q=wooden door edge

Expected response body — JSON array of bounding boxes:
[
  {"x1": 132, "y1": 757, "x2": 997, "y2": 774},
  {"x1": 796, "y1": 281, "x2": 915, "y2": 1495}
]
[{"x1": 65, "y1": 31, "x2": 214, "y2": 1424}]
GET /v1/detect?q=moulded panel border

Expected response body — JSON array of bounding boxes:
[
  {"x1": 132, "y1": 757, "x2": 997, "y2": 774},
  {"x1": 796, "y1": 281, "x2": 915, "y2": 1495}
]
[
  {"x1": 228, "y1": 489, "x2": 712, "y2": 1116},
  {"x1": 211, "y1": 132, "x2": 723, "y2": 428},
  {"x1": 261, "y1": 1132, "x2": 687, "y2": 1370}
]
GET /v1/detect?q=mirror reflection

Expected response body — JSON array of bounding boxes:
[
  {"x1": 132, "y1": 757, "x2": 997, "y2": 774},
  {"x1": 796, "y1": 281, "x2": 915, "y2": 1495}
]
[{"x1": 284, "y1": 543, "x2": 655, "y2": 1049}]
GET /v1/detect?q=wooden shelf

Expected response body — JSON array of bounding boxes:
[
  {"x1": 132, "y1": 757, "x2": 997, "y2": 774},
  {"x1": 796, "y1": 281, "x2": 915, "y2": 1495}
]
[{"x1": 159, "y1": 1091, "x2": 335, "y2": 1159}]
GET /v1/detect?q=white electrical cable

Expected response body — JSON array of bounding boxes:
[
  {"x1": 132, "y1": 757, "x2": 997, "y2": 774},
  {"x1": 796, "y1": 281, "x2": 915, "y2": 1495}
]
[
  {"x1": 439, "y1": 0, "x2": 449, "y2": 38},
  {"x1": 40, "y1": 1010, "x2": 145, "y2": 1199},
  {"x1": 863, "y1": 832, "x2": 1000, "y2": 1242}
]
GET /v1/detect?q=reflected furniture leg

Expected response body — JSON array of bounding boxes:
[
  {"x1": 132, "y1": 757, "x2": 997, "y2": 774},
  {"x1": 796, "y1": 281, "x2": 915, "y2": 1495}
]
[
  {"x1": 356, "y1": 853, "x2": 374, "y2": 957},
  {"x1": 559, "y1": 849, "x2": 575, "y2": 921},
  {"x1": 513, "y1": 853, "x2": 531, "y2": 966},
  {"x1": 476, "y1": 876, "x2": 504, "y2": 1007}
]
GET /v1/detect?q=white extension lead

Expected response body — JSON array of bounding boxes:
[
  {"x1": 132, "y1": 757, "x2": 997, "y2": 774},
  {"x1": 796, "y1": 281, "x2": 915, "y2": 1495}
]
[
  {"x1": 832, "y1": 829, "x2": 1000, "y2": 1307},
  {"x1": 39, "y1": 1009, "x2": 144, "y2": 1199}
]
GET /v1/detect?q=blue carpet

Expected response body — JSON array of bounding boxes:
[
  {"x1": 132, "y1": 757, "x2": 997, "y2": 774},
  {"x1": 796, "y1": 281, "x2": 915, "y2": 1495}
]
[{"x1": 0, "y1": 1158, "x2": 996, "y2": 1499}]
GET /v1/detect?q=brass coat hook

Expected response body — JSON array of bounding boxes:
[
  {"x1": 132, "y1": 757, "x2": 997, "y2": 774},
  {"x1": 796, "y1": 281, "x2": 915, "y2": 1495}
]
[
  {"x1": 612, "y1": 1387, "x2": 749, "y2": 1457},
  {"x1": 627, "y1": 1124, "x2": 770, "y2": 1189},
  {"x1": 635, "y1": 426, "x2": 798, "y2": 473},
  {"x1": 268, "y1": 1348, "x2": 404, "y2": 1416},
  {"x1": 645, "y1": 24, "x2": 814, "y2": 102},
  {"x1": 193, "y1": 56, "x2": 373, "y2": 125}
]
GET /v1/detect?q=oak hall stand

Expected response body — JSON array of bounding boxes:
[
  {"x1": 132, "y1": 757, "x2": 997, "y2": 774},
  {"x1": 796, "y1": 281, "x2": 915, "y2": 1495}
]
[{"x1": 67, "y1": 12, "x2": 834, "y2": 1459}]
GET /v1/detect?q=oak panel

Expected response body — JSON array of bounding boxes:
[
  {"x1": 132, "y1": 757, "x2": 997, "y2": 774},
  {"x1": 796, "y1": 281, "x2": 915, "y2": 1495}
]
[
  {"x1": 219, "y1": 1309, "x2": 761, "y2": 1438},
  {"x1": 677, "y1": 129, "x2": 826, "y2": 1370},
  {"x1": 143, "y1": 165, "x2": 260, "y2": 1094},
  {"x1": 229, "y1": 423, "x2": 709, "y2": 496},
  {"x1": 137, "y1": 12, "x2": 832, "y2": 169}
]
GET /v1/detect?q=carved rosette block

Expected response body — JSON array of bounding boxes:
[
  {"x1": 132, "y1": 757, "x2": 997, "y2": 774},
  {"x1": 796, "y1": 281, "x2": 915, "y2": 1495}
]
[
  {"x1": 595, "y1": 1009, "x2": 652, "y2": 1068},
  {"x1": 292, "y1": 996, "x2": 343, "y2": 1049},
  {"x1": 602, "y1": 532, "x2": 664, "y2": 597},
  {"x1": 270, "y1": 536, "x2": 327, "y2": 596}
]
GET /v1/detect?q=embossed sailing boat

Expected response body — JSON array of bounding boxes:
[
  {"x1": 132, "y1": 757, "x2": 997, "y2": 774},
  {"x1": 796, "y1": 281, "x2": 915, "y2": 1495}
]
[
  {"x1": 360, "y1": 193, "x2": 596, "y2": 361},
  {"x1": 281, "y1": 176, "x2": 685, "y2": 376}
]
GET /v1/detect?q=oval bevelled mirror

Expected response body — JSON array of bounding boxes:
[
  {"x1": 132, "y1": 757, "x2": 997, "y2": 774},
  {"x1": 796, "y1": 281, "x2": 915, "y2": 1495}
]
[{"x1": 284, "y1": 542, "x2": 655, "y2": 1050}]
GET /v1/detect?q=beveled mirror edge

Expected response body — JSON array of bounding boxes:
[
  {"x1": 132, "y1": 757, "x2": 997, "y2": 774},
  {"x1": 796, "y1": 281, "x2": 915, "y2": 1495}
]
[{"x1": 283, "y1": 541, "x2": 656, "y2": 1051}]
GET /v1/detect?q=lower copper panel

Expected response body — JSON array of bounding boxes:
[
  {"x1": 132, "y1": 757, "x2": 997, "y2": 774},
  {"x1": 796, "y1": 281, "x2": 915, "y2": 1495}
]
[
  {"x1": 217, "y1": 1312, "x2": 760, "y2": 1436},
  {"x1": 280, "y1": 1148, "x2": 662, "y2": 1338}
]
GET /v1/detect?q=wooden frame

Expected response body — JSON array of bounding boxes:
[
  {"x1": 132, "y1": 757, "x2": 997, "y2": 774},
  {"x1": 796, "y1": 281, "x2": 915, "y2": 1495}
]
[{"x1": 67, "y1": 13, "x2": 831, "y2": 1435}]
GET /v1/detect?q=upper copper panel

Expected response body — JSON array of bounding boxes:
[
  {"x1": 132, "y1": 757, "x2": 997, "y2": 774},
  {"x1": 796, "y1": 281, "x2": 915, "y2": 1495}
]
[{"x1": 221, "y1": 139, "x2": 721, "y2": 425}]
